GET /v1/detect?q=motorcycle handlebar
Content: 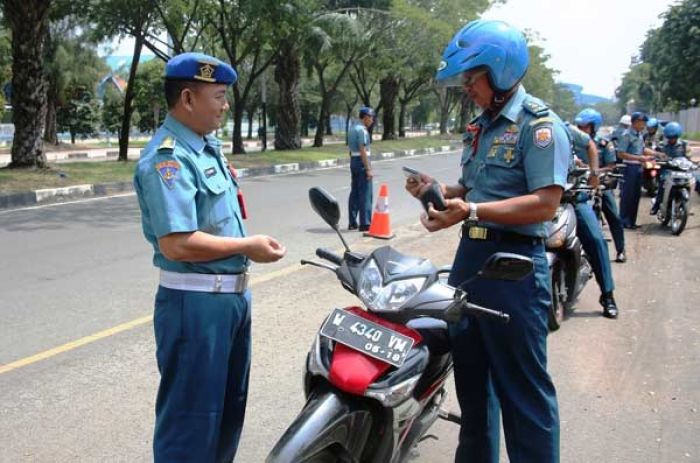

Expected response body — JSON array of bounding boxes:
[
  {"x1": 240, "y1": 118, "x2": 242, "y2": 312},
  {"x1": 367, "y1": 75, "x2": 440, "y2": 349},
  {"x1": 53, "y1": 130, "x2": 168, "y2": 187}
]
[
  {"x1": 464, "y1": 302, "x2": 510, "y2": 323},
  {"x1": 316, "y1": 248, "x2": 343, "y2": 266}
]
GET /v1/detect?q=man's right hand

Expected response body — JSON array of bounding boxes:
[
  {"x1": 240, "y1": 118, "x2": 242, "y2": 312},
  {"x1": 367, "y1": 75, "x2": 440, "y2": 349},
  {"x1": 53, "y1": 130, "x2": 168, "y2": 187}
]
[
  {"x1": 243, "y1": 235, "x2": 287, "y2": 263},
  {"x1": 405, "y1": 173, "x2": 435, "y2": 199}
]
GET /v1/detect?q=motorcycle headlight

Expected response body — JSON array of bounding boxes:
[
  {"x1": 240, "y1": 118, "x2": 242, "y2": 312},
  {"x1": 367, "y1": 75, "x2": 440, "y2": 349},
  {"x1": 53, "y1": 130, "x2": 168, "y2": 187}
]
[{"x1": 358, "y1": 259, "x2": 426, "y2": 312}]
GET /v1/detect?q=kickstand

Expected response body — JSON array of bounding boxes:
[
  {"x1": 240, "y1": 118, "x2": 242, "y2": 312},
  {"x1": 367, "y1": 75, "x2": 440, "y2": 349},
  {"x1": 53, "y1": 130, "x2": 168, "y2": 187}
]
[{"x1": 438, "y1": 409, "x2": 461, "y2": 425}]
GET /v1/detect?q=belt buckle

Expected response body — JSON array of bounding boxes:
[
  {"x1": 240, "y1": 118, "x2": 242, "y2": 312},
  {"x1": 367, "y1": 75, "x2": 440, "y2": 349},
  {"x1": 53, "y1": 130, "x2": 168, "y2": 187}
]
[
  {"x1": 468, "y1": 225, "x2": 488, "y2": 240},
  {"x1": 213, "y1": 275, "x2": 223, "y2": 292}
]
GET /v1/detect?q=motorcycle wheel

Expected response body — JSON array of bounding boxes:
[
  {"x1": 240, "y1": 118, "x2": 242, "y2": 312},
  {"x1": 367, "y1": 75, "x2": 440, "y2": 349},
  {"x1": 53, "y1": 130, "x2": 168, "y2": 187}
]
[
  {"x1": 644, "y1": 178, "x2": 658, "y2": 197},
  {"x1": 670, "y1": 198, "x2": 688, "y2": 236},
  {"x1": 548, "y1": 264, "x2": 564, "y2": 331}
]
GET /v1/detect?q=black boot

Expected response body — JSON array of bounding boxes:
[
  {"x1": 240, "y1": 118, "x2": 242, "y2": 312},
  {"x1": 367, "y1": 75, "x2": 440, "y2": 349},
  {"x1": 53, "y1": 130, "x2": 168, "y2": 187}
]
[{"x1": 599, "y1": 292, "x2": 618, "y2": 319}]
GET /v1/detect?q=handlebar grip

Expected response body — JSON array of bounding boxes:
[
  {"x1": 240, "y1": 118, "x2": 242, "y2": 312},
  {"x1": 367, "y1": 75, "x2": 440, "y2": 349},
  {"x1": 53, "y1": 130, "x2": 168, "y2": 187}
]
[
  {"x1": 316, "y1": 248, "x2": 343, "y2": 265},
  {"x1": 465, "y1": 302, "x2": 510, "y2": 323}
]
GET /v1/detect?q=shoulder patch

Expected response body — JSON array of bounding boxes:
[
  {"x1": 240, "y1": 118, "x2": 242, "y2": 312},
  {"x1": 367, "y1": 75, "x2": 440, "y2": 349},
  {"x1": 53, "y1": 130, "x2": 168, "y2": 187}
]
[
  {"x1": 533, "y1": 126, "x2": 553, "y2": 149},
  {"x1": 158, "y1": 136, "x2": 176, "y2": 152},
  {"x1": 155, "y1": 160, "x2": 180, "y2": 189}
]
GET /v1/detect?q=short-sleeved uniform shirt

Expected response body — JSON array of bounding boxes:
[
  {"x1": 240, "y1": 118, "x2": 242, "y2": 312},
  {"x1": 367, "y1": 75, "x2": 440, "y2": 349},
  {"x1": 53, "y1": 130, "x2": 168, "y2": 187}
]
[
  {"x1": 663, "y1": 139, "x2": 687, "y2": 159},
  {"x1": 595, "y1": 135, "x2": 617, "y2": 167},
  {"x1": 567, "y1": 124, "x2": 592, "y2": 164},
  {"x1": 617, "y1": 128, "x2": 645, "y2": 159},
  {"x1": 460, "y1": 86, "x2": 570, "y2": 238},
  {"x1": 134, "y1": 114, "x2": 248, "y2": 274},
  {"x1": 348, "y1": 123, "x2": 370, "y2": 155}
]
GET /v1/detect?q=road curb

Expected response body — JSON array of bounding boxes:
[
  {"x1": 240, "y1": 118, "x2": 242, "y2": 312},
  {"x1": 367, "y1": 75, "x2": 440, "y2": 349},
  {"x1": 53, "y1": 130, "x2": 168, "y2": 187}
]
[{"x1": 0, "y1": 142, "x2": 461, "y2": 210}]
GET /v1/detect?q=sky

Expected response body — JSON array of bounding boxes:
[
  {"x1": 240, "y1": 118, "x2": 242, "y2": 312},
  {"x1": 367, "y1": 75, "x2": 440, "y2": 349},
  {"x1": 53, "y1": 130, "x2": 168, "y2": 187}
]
[
  {"x1": 481, "y1": 0, "x2": 675, "y2": 98},
  {"x1": 107, "y1": 0, "x2": 675, "y2": 100}
]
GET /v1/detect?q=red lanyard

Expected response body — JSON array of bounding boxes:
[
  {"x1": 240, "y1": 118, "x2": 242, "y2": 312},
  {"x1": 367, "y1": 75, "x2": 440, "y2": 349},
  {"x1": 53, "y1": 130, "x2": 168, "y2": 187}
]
[{"x1": 466, "y1": 123, "x2": 482, "y2": 158}]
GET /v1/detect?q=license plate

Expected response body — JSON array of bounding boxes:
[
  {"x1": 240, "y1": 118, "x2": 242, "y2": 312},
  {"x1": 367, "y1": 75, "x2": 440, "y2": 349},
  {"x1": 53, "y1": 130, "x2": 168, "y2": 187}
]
[{"x1": 319, "y1": 308, "x2": 415, "y2": 367}]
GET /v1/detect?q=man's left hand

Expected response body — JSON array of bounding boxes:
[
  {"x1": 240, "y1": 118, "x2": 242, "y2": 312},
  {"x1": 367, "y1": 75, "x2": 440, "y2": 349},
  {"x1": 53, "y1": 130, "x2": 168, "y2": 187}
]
[{"x1": 420, "y1": 198, "x2": 468, "y2": 232}]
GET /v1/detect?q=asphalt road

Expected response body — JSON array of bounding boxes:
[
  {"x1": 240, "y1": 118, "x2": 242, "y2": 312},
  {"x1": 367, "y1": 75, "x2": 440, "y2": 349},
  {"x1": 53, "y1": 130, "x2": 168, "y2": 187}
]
[{"x1": 1, "y1": 150, "x2": 699, "y2": 462}]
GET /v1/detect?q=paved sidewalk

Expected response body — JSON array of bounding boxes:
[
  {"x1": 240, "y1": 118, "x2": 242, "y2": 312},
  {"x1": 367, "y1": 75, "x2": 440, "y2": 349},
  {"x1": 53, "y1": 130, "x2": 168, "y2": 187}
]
[{"x1": 0, "y1": 142, "x2": 460, "y2": 210}]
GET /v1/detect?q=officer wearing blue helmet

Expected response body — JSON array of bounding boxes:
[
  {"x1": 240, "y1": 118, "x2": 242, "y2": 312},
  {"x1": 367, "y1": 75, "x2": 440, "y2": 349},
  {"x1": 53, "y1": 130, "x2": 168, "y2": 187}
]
[
  {"x1": 348, "y1": 106, "x2": 375, "y2": 231},
  {"x1": 575, "y1": 108, "x2": 627, "y2": 263},
  {"x1": 644, "y1": 117, "x2": 660, "y2": 148},
  {"x1": 568, "y1": 113, "x2": 620, "y2": 318},
  {"x1": 406, "y1": 20, "x2": 567, "y2": 462},
  {"x1": 618, "y1": 112, "x2": 664, "y2": 228},
  {"x1": 651, "y1": 121, "x2": 690, "y2": 214},
  {"x1": 134, "y1": 52, "x2": 287, "y2": 461}
]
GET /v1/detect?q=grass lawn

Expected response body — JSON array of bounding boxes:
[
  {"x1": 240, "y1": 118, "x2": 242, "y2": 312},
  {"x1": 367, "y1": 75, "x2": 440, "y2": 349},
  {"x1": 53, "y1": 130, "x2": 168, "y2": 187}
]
[{"x1": 0, "y1": 134, "x2": 457, "y2": 193}]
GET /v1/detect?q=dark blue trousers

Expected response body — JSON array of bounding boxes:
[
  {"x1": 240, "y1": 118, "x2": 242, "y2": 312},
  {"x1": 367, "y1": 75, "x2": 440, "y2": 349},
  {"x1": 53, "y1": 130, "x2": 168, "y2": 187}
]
[
  {"x1": 153, "y1": 287, "x2": 252, "y2": 463},
  {"x1": 619, "y1": 164, "x2": 642, "y2": 227},
  {"x1": 448, "y1": 237, "x2": 559, "y2": 463},
  {"x1": 348, "y1": 156, "x2": 373, "y2": 228},
  {"x1": 575, "y1": 202, "x2": 615, "y2": 294},
  {"x1": 601, "y1": 190, "x2": 625, "y2": 254},
  {"x1": 653, "y1": 171, "x2": 669, "y2": 211}
]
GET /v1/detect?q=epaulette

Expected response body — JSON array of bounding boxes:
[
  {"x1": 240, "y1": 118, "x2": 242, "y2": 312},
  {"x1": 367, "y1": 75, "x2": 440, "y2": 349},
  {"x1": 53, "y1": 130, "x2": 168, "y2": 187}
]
[
  {"x1": 157, "y1": 136, "x2": 176, "y2": 153},
  {"x1": 522, "y1": 98, "x2": 550, "y2": 118}
]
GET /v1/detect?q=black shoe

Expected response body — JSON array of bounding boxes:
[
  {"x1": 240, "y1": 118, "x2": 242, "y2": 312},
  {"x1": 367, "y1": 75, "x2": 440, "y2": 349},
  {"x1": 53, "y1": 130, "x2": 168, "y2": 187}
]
[
  {"x1": 650, "y1": 206, "x2": 659, "y2": 215},
  {"x1": 600, "y1": 293, "x2": 618, "y2": 319},
  {"x1": 616, "y1": 251, "x2": 626, "y2": 263},
  {"x1": 359, "y1": 224, "x2": 370, "y2": 232},
  {"x1": 348, "y1": 224, "x2": 358, "y2": 231}
]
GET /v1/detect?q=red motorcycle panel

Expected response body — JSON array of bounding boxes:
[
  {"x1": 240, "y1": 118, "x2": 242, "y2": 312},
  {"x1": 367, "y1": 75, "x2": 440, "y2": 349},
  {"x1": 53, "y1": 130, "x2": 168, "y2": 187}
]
[{"x1": 328, "y1": 307, "x2": 422, "y2": 395}]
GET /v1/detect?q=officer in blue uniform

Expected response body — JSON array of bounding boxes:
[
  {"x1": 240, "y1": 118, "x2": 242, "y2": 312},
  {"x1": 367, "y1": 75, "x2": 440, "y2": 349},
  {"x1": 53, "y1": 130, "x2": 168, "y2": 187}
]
[
  {"x1": 574, "y1": 108, "x2": 626, "y2": 263},
  {"x1": 134, "y1": 52, "x2": 287, "y2": 462},
  {"x1": 567, "y1": 120, "x2": 619, "y2": 318},
  {"x1": 406, "y1": 20, "x2": 567, "y2": 462},
  {"x1": 617, "y1": 112, "x2": 663, "y2": 228},
  {"x1": 651, "y1": 121, "x2": 689, "y2": 214},
  {"x1": 347, "y1": 106, "x2": 375, "y2": 231}
]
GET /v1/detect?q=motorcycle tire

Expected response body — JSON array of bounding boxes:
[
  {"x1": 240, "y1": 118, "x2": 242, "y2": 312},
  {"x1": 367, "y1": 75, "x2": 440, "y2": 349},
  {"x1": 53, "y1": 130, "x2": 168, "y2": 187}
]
[
  {"x1": 548, "y1": 264, "x2": 564, "y2": 332},
  {"x1": 670, "y1": 198, "x2": 688, "y2": 236}
]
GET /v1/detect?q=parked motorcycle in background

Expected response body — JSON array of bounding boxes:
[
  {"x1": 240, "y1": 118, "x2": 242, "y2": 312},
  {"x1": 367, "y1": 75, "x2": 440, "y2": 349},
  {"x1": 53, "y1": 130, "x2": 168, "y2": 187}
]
[
  {"x1": 267, "y1": 187, "x2": 533, "y2": 463},
  {"x1": 654, "y1": 157, "x2": 698, "y2": 236}
]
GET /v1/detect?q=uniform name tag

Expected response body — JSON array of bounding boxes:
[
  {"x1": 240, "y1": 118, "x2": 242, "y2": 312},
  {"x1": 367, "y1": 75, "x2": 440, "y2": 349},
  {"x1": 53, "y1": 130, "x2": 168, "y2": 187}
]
[{"x1": 204, "y1": 167, "x2": 217, "y2": 178}]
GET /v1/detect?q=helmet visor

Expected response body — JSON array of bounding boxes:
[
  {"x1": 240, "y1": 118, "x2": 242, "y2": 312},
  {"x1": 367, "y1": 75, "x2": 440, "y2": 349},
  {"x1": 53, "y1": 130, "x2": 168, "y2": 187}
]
[{"x1": 436, "y1": 69, "x2": 488, "y2": 89}]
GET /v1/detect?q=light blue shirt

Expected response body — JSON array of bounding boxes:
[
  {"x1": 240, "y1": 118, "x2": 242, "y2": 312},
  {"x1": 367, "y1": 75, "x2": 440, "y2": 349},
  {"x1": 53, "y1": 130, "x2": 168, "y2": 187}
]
[
  {"x1": 567, "y1": 124, "x2": 592, "y2": 164},
  {"x1": 595, "y1": 136, "x2": 617, "y2": 166},
  {"x1": 662, "y1": 139, "x2": 687, "y2": 159},
  {"x1": 134, "y1": 114, "x2": 248, "y2": 274},
  {"x1": 460, "y1": 86, "x2": 570, "y2": 237},
  {"x1": 348, "y1": 123, "x2": 370, "y2": 154},
  {"x1": 617, "y1": 128, "x2": 645, "y2": 157}
]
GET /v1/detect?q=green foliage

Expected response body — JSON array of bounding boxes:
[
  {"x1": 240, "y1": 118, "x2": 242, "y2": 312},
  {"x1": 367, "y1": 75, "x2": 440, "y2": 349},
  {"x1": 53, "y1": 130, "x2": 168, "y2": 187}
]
[
  {"x1": 550, "y1": 84, "x2": 578, "y2": 122},
  {"x1": 132, "y1": 59, "x2": 166, "y2": 133},
  {"x1": 591, "y1": 100, "x2": 622, "y2": 127},
  {"x1": 57, "y1": 86, "x2": 101, "y2": 142},
  {"x1": 616, "y1": 62, "x2": 654, "y2": 113},
  {"x1": 640, "y1": 0, "x2": 700, "y2": 110},
  {"x1": 102, "y1": 85, "x2": 124, "y2": 136}
]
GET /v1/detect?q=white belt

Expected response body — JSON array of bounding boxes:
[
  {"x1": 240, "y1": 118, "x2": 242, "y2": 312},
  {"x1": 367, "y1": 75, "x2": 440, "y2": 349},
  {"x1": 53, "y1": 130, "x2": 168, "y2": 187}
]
[
  {"x1": 350, "y1": 151, "x2": 370, "y2": 157},
  {"x1": 160, "y1": 270, "x2": 249, "y2": 293},
  {"x1": 623, "y1": 159, "x2": 642, "y2": 165}
]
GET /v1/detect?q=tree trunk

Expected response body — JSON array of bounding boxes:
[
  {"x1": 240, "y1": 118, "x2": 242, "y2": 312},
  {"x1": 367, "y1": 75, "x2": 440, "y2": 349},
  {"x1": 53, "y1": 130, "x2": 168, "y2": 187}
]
[
  {"x1": 325, "y1": 113, "x2": 332, "y2": 136},
  {"x1": 231, "y1": 91, "x2": 245, "y2": 154},
  {"x1": 44, "y1": 95, "x2": 58, "y2": 145},
  {"x1": 274, "y1": 40, "x2": 301, "y2": 150},
  {"x1": 398, "y1": 99, "x2": 407, "y2": 138},
  {"x1": 313, "y1": 98, "x2": 329, "y2": 147},
  {"x1": 119, "y1": 33, "x2": 144, "y2": 161},
  {"x1": 70, "y1": 129, "x2": 76, "y2": 145},
  {"x1": 301, "y1": 105, "x2": 310, "y2": 138},
  {"x1": 6, "y1": 0, "x2": 51, "y2": 168},
  {"x1": 247, "y1": 111, "x2": 254, "y2": 140},
  {"x1": 380, "y1": 75, "x2": 399, "y2": 140}
]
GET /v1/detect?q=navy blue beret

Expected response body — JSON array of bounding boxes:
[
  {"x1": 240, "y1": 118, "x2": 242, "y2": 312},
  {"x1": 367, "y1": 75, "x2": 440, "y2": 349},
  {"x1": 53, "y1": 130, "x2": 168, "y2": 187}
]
[
  {"x1": 165, "y1": 52, "x2": 237, "y2": 85},
  {"x1": 631, "y1": 111, "x2": 648, "y2": 123}
]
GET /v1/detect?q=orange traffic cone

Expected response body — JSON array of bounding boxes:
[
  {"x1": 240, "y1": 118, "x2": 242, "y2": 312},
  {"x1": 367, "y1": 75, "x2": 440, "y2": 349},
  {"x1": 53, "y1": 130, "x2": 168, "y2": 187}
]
[{"x1": 364, "y1": 183, "x2": 395, "y2": 239}]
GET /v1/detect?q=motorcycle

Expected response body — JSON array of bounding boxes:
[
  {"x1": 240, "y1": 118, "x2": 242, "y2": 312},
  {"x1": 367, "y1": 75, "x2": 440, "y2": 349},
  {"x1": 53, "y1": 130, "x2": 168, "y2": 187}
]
[
  {"x1": 267, "y1": 187, "x2": 533, "y2": 463},
  {"x1": 545, "y1": 168, "x2": 594, "y2": 331},
  {"x1": 642, "y1": 160, "x2": 661, "y2": 197},
  {"x1": 655, "y1": 157, "x2": 698, "y2": 236}
]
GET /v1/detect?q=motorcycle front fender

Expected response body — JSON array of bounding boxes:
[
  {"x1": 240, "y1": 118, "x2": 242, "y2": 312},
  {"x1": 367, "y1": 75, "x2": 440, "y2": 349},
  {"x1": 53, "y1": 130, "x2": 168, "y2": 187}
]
[{"x1": 267, "y1": 385, "x2": 373, "y2": 463}]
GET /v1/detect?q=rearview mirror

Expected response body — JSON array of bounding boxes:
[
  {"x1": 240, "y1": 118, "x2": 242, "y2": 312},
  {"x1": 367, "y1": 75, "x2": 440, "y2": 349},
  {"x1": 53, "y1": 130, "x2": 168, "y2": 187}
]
[
  {"x1": 479, "y1": 253, "x2": 533, "y2": 281},
  {"x1": 309, "y1": 187, "x2": 340, "y2": 229}
]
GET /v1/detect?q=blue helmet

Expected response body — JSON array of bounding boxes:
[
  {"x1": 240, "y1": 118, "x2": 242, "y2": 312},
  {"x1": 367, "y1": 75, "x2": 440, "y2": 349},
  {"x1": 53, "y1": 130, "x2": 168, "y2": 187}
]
[
  {"x1": 630, "y1": 111, "x2": 648, "y2": 123},
  {"x1": 647, "y1": 117, "x2": 658, "y2": 129},
  {"x1": 436, "y1": 20, "x2": 529, "y2": 93},
  {"x1": 663, "y1": 121, "x2": 682, "y2": 138},
  {"x1": 359, "y1": 106, "x2": 375, "y2": 119},
  {"x1": 574, "y1": 108, "x2": 603, "y2": 132}
]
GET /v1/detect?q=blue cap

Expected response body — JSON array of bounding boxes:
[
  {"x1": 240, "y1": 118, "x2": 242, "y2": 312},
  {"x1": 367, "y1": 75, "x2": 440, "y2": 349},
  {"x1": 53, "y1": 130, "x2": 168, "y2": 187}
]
[
  {"x1": 165, "y1": 52, "x2": 237, "y2": 85},
  {"x1": 631, "y1": 111, "x2": 648, "y2": 123},
  {"x1": 359, "y1": 106, "x2": 375, "y2": 118}
]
